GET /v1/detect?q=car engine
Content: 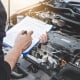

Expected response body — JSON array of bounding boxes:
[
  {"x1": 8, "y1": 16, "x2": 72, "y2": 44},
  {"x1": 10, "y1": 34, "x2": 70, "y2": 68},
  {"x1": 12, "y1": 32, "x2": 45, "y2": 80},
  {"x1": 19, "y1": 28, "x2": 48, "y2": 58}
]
[{"x1": 3, "y1": 0, "x2": 80, "y2": 80}]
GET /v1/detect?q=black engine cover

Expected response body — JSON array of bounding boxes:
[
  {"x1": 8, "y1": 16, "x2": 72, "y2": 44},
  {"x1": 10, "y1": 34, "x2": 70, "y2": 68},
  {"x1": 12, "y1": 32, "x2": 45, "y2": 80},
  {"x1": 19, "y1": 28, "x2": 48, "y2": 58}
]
[{"x1": 48, "y1": 31, "x2": 80, "y2": 53}]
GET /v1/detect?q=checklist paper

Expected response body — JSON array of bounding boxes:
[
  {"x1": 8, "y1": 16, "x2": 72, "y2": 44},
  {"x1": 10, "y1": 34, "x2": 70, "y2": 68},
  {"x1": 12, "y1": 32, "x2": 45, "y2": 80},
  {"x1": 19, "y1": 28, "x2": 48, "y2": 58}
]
[{"x1": 3, "y1": 16, "x2": 52, "y2": 56}]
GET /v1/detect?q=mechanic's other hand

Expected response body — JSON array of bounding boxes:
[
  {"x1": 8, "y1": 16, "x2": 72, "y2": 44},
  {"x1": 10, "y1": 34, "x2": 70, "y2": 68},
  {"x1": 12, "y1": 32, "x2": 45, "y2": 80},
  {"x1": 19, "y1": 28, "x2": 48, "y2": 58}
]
[
  {"x1": 14, "y1": 30, "x2": 33, "y2": 52},
  {"x1": 39, "y1": 32, "x2": 48, "y2": 43}
]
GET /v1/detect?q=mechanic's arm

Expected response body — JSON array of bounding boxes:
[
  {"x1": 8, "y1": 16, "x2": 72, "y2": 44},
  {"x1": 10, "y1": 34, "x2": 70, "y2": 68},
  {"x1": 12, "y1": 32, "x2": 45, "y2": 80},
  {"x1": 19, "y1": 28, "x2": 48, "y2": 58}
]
[{"x1": 4, "y1": 30, "x2": 33, "y2": 70}]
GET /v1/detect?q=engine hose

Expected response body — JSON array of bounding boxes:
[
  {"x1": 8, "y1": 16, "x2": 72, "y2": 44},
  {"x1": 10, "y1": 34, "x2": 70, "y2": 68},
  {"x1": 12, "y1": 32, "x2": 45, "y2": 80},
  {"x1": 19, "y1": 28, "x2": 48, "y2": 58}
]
[
  {"x1": 68, "y1": 1, "x2": 80, "y2": 4},
  {"x1": 11, "y1": 71, "x2": 27, "y2": 79}
]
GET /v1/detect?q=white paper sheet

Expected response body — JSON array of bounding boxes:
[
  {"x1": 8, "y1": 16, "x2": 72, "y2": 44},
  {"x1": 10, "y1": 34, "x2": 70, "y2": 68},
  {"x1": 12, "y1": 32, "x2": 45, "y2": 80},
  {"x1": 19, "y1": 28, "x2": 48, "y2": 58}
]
[{"x1": 3, "y1": 16, "x2": 52, "y2": 55}]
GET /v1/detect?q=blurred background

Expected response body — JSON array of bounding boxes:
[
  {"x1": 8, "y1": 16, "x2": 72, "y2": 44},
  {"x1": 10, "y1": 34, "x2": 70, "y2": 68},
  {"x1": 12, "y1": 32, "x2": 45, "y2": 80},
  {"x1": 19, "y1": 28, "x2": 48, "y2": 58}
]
[
  {"x1": 1, "y1": 0, "x2": 44, "y2": 15},
  {"x1": 1, "y1": 0, "x2": 79, "y2": 16}
]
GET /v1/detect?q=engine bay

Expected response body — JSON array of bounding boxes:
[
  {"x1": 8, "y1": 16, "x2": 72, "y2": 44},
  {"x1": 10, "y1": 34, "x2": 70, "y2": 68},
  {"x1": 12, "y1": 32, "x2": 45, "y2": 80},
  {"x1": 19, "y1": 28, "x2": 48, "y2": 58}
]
[{"x1": 3, "y1": 0, "x2": 80, "y2": 80}]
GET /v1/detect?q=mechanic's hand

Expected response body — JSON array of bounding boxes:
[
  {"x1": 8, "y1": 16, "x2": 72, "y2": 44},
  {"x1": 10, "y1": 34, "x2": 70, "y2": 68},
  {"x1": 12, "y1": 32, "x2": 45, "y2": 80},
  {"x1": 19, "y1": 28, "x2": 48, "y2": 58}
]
[
  {"x1": 39, "y1": 32, "x2": 48, "y2": 43},
  {"x1": 14, "y1": 30, "x2": 33, "y2": 52}
]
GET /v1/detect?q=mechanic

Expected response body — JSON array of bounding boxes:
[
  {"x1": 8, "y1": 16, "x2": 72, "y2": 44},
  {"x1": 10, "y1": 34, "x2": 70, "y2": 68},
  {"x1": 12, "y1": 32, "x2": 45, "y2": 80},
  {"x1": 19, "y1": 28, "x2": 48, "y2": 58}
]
[{"x1": 0, "y1": 1, "x2": 47, "y2": 80}]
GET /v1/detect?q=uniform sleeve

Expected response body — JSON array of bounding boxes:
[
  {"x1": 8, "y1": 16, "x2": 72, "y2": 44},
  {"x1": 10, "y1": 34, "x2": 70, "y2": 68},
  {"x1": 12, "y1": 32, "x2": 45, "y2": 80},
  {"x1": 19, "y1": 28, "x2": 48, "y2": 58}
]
[
  {"x1": 0, "y1": 61, "x2": 11, "y2": 80},
  {"x1": 0, "y1": 0, "x2": 7, "y2": 38},
  {"x1": 0, "y1": 1, "x2": 11, "y2": 80}
]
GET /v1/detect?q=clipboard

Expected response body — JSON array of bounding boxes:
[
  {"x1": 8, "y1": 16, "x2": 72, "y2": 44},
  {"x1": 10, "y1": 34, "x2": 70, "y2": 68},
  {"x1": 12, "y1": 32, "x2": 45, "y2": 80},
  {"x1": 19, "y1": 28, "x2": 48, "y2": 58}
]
[{"x1": 3, "y1": 16, "x2": 52, "y2": 56}]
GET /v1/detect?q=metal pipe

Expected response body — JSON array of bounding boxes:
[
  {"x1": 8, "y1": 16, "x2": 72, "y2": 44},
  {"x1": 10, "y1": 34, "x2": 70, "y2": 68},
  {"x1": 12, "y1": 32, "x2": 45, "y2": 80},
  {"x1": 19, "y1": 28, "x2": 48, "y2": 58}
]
[{"x1": 8, "y1": 0, "x2": 10, "y2": 27}]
